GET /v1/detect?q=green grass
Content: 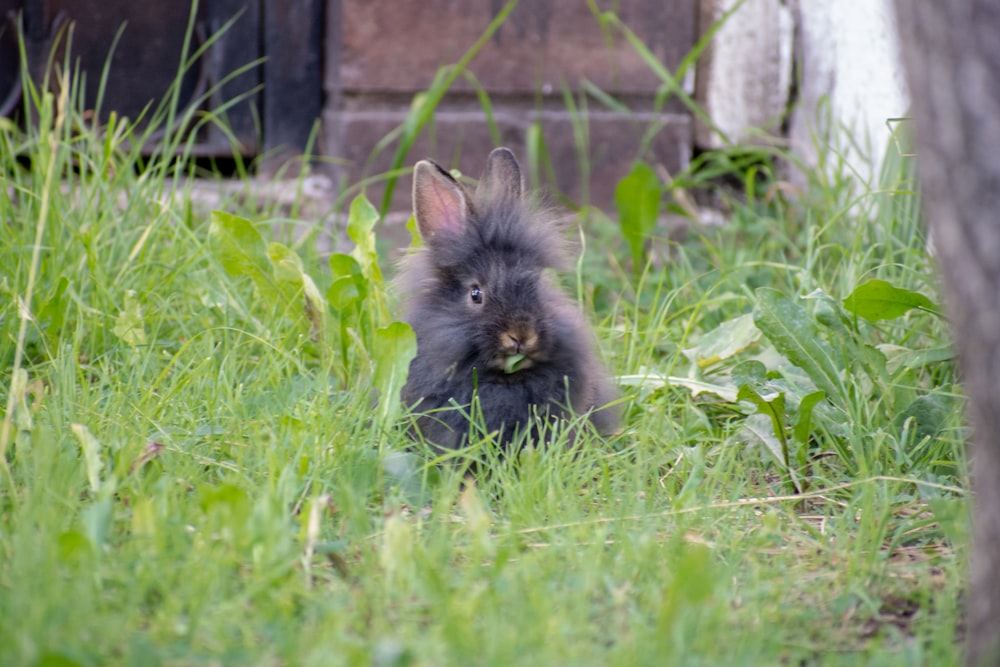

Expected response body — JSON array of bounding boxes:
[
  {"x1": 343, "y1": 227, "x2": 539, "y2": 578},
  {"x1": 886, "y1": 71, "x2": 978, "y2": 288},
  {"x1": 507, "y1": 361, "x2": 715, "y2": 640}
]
[{"x1": 0, "y1": 17, "x2": 967, "y2": 667}]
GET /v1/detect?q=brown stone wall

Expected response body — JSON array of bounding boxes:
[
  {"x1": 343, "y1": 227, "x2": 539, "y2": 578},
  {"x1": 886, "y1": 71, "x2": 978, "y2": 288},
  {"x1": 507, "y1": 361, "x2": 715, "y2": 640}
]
[{"x1": 324, "y1": 0, "x2": 697, "y2": 212}]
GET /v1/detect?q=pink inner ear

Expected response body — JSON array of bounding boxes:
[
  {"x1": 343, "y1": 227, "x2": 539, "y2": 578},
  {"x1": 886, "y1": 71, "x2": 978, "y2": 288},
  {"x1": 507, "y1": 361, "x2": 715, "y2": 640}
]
[
  {"x1": 414, "y1": 162, "x2": 467, "y2": 239},
  {"x1": 426, "y1": 181, "x2": 464, "y2": 233}
]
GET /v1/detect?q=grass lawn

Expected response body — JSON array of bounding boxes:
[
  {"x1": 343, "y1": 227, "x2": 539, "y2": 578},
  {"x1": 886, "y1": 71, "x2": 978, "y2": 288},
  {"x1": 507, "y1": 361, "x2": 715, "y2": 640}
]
[{"x1": 1, "y1": 40, "x2": 966, "y2": 667}]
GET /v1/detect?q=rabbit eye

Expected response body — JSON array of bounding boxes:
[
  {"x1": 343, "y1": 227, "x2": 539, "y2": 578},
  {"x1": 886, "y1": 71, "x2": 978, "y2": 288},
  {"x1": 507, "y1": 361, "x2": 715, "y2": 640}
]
[{"x1": 470, "y1": 285, "x2": 483, "y2": 304}]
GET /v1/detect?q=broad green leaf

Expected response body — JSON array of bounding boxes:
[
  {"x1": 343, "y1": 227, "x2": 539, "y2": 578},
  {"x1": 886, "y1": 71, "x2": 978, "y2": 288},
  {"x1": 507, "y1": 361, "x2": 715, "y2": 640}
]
[
  {"x1": 753, "y1": 288, "x2": 843, "y2": 400},
  {"x1": 300, "y1": 273, "x2": 327, "y2": 341},
  {"x1": 806, "y1": 288, "x2": 850, "y2": 335},
  {"x1": 793, "y1": 390, "x2": 826, "y2": 445},
  {"x1": 843, "y1": 279, "x2": 938, "y2": 322},
  {"x1": 731, "y1": 359, "x2": 767, "y2": 389},
  {"x1": 81, "y1": 496, "x2": 113, "y2": 551},
  {"x1": 112, "y1": 290, "x2": 147, "y2": 347},
  {"x1": 739, "y1": 413, "x2": 802, "y2": 493},
  {"x1": 740, "y1": 414, "x2": 788, "y2": 473},
  {"x1": 614, "y1": 160, "x2": 661, "y2": 275},
  {"x1": 36, "y1": 653, "x2": 86, "y2": 667},
  {"x1": 877, "y1": 344, "x2": 955, "y2": 373},
  {"x1": 327, "y1": 277, "x2": 363, "y2": 314},
  {"x1": 208, "y1": 210, "x2": 276, "y2": 300},
  {"x1": 57, "y1": 530, "x2": 92, "y2": 562},
  {"x1": 327, "y1": 253, "x2": 367, "y2": 312},
  {"x1": 733, "y1": 362, "x2": 827, "y2": 454},
  {"x1": 616, "y1": 372, "x2": 738, "y2": 402},
  {"x1": 269, "y1": 242, "x2": 327, "y2": 339},
  {"x1": 689, "y1": 313, "x2": 761, "y2": 368},
  {"x1": 72, "y1": 423, "x2": 104, "y2": 494},
  {"x1": 736, "y1": 383, "x2": 787, "y2": 457},
  {"x1": 504, "y1": 353, "x2": 527, "y2": 374},
  {"x1": 329, "y1": 253, "x2": 363, "y2": 281},
  {"x1": 896, "y1": 394, "x2": 951, "y2": 443},
  {"x1": 346, "y1": 195, "x2": 391, "y2": 325},
  {"x1": 806, "y1": 289, "x2": 893, "y2": 398},
  {"x1": 268, "y1": 241, "x2": 305, "y2": 287},
  {"x1": 347, "y1": 194, "x2": 384, "y2": 285},
  {"x1": 372, "y1": 321, "x2": 418, "y2": 430}
]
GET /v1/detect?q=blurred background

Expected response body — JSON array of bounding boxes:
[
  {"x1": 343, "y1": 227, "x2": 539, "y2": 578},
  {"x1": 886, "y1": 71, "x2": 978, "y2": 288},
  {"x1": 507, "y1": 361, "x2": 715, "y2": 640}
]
[{"x1": 0, "y1": 0, "x2": 907, "y2": 214}]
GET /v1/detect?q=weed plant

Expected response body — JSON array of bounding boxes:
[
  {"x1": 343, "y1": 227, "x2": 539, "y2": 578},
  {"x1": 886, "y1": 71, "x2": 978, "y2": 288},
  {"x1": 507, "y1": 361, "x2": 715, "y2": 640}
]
[{"x1": 0, "y1": 9, "x2": 966, "y2": 667}]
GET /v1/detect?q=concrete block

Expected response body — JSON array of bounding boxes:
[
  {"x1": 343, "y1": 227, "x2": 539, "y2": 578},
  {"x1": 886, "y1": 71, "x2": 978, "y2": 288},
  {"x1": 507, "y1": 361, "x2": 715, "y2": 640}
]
[
  {"x1": 330, "y1": 107, "x2": 690, "y2": 214},
  {"x1": 339, "y1": 0, "x2": 696, "y2": 95},
  {"x1": 695, "y1": 0, "x2": 794, "y2": 149},
  {"x1": 788, "y1": 0, "x2": 909, "y2": 185}
]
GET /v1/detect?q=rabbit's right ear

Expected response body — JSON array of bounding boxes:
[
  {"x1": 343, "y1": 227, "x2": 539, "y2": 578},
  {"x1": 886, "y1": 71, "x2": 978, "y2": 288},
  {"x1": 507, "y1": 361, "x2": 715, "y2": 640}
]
[
  {"x1": 413, "y1": 160, "x2": 469, "y2": 241},
  {"x1": 477, "y1": 147, "x2": 522, "y2": 202}
]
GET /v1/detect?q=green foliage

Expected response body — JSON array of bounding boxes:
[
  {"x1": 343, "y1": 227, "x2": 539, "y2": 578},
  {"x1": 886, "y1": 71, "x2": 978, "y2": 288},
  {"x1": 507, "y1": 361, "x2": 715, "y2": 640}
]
[
  {"x1": 843, "y1": 278, "x2": 940, "y2": 322},
  {"x1": 372, "y1": 321, "x2": 418, "y2": 435},
  {"x1": 205, "y1": 197, "x2": 415, "y2": 437},
  {"x1": 614, "y1": 160, "x2": 662, "y2": 278},
  {"x1": 753, "y1": 287, "x2": 845, "y2": 399}
]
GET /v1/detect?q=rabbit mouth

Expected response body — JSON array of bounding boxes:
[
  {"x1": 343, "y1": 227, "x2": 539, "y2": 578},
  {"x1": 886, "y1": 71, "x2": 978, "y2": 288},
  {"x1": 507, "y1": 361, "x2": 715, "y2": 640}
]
[
  {"x1": 491, "y1": 328, "x2": 540, "y2": 374},
  {"x1": 486, "y1": 352, "x2": 535, "y2": 374},
  {"x1": 502, "y1": 353, "x2": 531, "y2": 373}
]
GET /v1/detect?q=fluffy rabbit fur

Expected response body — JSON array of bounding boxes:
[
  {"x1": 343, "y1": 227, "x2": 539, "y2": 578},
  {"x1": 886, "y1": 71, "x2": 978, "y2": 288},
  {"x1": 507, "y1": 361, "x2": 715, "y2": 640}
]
[{"x1": 397, "y1": 147, "x2": 618, "y2": 452}]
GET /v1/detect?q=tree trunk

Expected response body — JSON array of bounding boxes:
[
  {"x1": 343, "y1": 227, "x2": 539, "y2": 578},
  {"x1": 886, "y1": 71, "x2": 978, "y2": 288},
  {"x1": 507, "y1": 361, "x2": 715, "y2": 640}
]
[{"x1": 892, "y1": 2, "x2": 1000, "y2": 665}]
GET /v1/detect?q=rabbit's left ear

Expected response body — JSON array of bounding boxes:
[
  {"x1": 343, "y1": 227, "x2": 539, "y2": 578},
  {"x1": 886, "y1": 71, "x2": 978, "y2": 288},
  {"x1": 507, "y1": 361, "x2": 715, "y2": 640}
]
[
  {"x1": 477, "y1": 147, "x2": 522, "y2": 202},
  {"x1": 413, "y1": 160, "x2": 469, "y2": 240}
]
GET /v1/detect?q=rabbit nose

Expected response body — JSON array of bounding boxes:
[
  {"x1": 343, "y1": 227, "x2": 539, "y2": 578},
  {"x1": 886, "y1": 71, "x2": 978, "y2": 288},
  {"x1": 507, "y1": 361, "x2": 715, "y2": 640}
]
[{"x1": 499, "y1": 327, "x2": 538, "y2": 355}]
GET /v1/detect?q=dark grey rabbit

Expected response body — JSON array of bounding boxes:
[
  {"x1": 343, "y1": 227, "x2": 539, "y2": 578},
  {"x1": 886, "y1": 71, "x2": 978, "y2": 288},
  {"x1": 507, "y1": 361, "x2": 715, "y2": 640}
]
[{"x1": 397, "y1": 147, "x2": 619, "y2": 452}]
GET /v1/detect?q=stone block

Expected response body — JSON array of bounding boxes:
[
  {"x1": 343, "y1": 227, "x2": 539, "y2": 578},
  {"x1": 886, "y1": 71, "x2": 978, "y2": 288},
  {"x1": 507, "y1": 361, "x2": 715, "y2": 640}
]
[
  {"x1": 694, "y1": 0, "x2": 794, "y2": 149},
  {"x1": 339, "y1": 0, "x2": 696, "y2": 97},
  {"x1": 332, "y1": 109, "x2": 523, "y2": 213},
  {"x1": 533, "y1": 110, "x2": 691, "y2": 208},
  {"x1": 786, "y1": 0, "x2": 908, "y2": 187},
  {"x1": 329, "y1": 106, "x2": 690, "y2": 214}
]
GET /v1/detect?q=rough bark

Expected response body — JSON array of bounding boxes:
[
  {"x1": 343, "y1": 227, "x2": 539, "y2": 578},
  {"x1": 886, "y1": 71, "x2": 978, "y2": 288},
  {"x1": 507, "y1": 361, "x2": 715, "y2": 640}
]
[{"x1": 892, "y1": 2, "x2": 1000, "y2": 665}]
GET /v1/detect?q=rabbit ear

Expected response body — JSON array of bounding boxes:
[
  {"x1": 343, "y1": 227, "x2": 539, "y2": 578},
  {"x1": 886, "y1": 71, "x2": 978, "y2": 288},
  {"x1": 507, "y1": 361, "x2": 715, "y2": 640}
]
[
  {"x1": 413, "y1": 160, "x2": 469, "y2": 240},
  {"x1": 477, "y1": 147, "x2": 523, "y2": 202}
]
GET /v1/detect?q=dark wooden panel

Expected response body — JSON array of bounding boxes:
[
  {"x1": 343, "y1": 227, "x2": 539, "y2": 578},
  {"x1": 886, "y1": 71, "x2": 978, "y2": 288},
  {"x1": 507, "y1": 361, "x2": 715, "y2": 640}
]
[
  {"x1": 47, "y1": 0, "x2": 203, "y2": 121},
  {"x1": 0, "y1": 0, "x2": 21, "y2": 116},
  {"x1": 3, "y1": 1, "x2": 264, "y2": 156},
  {"x1": 202, "y1": 0, "x2": 262, "y2": 154},
  {"x1": 262, "y1": 0, "x2": 323, "y2": 157}
]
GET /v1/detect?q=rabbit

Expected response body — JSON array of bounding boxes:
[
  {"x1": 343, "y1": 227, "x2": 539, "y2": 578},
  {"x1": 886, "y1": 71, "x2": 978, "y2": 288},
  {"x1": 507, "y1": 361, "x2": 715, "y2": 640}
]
[{"x1": 397, "y1": 147, "x2": 619, "y2": 453}]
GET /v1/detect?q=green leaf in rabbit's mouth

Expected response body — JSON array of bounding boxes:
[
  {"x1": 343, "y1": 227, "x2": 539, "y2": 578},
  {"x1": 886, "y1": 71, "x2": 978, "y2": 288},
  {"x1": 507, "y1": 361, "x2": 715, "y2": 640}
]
[{"x1": 504, "y1": 353, "x2": 527, "y2": 374}]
